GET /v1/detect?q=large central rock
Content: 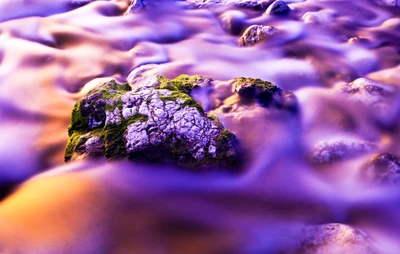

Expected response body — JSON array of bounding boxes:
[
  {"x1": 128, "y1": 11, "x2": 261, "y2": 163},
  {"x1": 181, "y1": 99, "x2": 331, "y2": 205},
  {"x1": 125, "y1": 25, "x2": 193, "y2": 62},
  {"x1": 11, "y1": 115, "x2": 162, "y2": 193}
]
[{"x1": 65, "y1": 75, "x2": 242, "y2": 170}]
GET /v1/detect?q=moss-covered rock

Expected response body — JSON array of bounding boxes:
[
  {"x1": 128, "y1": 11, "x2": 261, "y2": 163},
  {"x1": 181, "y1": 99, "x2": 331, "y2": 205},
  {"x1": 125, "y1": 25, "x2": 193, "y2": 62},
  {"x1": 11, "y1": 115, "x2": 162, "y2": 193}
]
[
  {"x1": 65, "y1": 75, "x2": 242, "y2": 171},
  {"x1": 231, "y1": 77, "x2": 298, "y2": 113}
]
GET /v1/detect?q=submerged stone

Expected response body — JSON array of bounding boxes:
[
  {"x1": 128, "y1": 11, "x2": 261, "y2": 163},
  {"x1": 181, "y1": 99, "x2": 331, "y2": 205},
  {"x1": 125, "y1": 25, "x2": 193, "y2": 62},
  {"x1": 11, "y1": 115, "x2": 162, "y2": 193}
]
[
  {"x1": 231, "y1": 77, "x2": 298, "y2": 113},
  {"x1": 362, "y1": 153, "x2": 400, "y2": 184},
  {"x1": 65, "y1": 75, "x2": 242, "y2": 171},
  {"x1": 238, "y1": 25, "x2": 276, "y2": 47}
]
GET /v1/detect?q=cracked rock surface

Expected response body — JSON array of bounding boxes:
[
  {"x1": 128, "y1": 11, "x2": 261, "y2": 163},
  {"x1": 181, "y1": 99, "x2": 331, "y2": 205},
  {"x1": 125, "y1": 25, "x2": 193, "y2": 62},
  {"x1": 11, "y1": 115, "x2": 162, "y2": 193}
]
[{"x1": 65, "y1": 75, "x2": 242, "y2": 170}]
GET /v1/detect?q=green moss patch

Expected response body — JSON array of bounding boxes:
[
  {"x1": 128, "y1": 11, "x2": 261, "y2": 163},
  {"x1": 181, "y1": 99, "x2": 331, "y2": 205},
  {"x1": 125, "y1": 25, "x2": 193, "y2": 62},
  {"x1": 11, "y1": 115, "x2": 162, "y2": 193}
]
[
  {"x1": 157, "y1": 74, "x2": 212, "y2": 95},
  {"x1": 232, "y1": 77, "x2": 281, "y2": 106},
  {"x1": 159, "y1": 90, "x2": 204, "y2": 114},
  {"x1": 89, "y1": 80, "x2": 131, "y2": 96},
  {"x1": 233, "y1": 77, "x2": 279, "y2": 93},
  {"x1": 68, "y1": 102, "x2": 88, "y2": 136}
]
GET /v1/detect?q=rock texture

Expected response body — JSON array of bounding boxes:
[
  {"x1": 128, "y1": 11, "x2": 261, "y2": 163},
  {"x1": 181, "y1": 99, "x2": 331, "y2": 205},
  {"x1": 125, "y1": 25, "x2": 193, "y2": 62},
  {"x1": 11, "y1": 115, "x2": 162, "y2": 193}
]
[
  {"x1": 362, "y1": 153, "x2": 400, "y2": 184},
  {"x1": 310, "y1": 140, "x2": 375, "y2": 164},
  {"x1": 238, "y1": 25, "x2": 276, "y2": 47},
  {"x1": 292, "y1": 223, "x2": 376, "y2": 254},
  {"x1": 65, "y1": 75, "x2": 242, "y2": 170}
]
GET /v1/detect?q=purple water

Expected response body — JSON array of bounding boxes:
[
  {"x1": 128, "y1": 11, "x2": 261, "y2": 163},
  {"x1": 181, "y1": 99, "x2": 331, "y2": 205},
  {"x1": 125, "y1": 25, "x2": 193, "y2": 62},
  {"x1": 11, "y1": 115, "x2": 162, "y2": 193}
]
[{"x1": 0, "y1": 0, "x2": 400, "y2": 253}]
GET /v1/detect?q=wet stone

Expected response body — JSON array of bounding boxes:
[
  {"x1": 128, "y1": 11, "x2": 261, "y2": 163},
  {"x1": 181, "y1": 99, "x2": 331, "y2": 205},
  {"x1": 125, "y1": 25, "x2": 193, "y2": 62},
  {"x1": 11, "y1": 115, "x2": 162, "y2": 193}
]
[
  {"x1": 238, "y1": 25, "x2": 276, "y2": 47},
  {"x1": 65, "y1": 75, "x2": 243, "y2": 171},
  {"x1": 265, "y1": 0, "x2": 291, "y2": 16},
  {"x1": 219, "y1": 10, "x2": 247, "y2": 35}
]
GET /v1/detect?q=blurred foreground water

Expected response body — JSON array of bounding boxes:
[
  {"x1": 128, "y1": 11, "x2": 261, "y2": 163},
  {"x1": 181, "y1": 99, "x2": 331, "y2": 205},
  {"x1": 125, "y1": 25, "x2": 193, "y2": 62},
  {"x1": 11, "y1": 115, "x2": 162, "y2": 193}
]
[{"x1": 0, "y1": 0, "x2": 400, "y2": 253}]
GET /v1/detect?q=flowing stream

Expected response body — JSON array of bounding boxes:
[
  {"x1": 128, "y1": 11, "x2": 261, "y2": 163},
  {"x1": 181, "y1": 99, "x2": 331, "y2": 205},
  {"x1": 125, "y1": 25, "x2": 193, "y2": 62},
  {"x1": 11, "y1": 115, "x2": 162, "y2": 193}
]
[{"x1": 0, "y1": 0, "x2": 400, "y2": 253}]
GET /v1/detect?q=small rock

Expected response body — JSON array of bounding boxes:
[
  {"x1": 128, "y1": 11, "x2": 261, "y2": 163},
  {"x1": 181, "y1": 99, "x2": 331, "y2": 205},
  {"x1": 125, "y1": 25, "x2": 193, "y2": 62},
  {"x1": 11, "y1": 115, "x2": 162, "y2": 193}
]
[
  {"x1": 265, "y1": 0, "x2": 291, "y2": 16},
  {"x1": 231, "y1": 77, "x2": 298, "y2": 113},
  {"x1": 362, "y1": 153, "x2": 400, "y2": 184},
  {"x1": 66, "y1": 75, "x2": 242, "y2": 171},
  {"x1": 219, "y1": 10, "x2": 247, "y2": 35},
  {"x1": 310, "y1": 139, "x2": 375, "y2": 164},
  {"x1": 238, "y1": 25, "x2": 276, "y2": 47},
  {"x1": 292, "y1": 223, "x2": 376, "y2": 254}
]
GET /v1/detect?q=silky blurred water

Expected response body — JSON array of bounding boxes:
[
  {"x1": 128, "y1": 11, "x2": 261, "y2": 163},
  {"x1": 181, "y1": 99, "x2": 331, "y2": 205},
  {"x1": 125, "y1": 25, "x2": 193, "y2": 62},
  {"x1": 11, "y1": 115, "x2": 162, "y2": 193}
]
[{"x1": 0, "y1": 0, "x2": 400, "y2": 253}]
